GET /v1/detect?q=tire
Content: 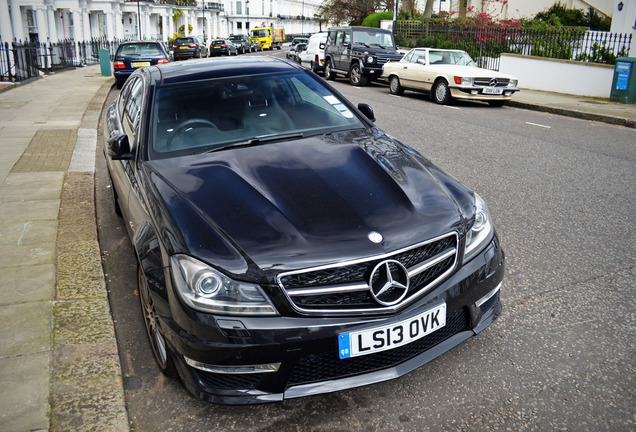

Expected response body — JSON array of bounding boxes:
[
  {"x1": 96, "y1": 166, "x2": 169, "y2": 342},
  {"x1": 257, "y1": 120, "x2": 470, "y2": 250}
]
[
  {"x1": 115, "y1": 80, "x2": 123, "y2": 89},
  {"x1": 488, "y1": 100, "x2": 507, "y2": 107},
  {"x1": 389, "y1": 76, "x2": 404, "y2": 95},
  {"x1": 324, "y1": 60, "x2": 336, "y2": 80},
  {"x1": 349, "y1": 63, "x2": 368, "y2": 86},
  {"x1": 432, "y1": 80, "x2": 451, "y2": 105},
  {"x1": 138, "y1": 266, "x2": 178, "y2": 378},
  {"x1": 110, "y1": 180, "x2": 122, "y2": 217}
]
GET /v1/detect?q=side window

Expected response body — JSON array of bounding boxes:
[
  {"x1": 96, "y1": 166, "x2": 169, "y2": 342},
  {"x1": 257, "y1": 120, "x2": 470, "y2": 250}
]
[
  {"x1": 403, "y1": 51, "x2": 414, "y2": 63},
  {"x1": 343, "y1": 31, "x2": 350, "y2": 45},
  {"x1": 122, "y1": 78, "x2": 144, "y2": 147},
  {"x1": 326, "y1": 31, "x2": 336, "y2": 47},
  {"x1": 335, "y1": 31, "x2": 344, "y2": 47}
]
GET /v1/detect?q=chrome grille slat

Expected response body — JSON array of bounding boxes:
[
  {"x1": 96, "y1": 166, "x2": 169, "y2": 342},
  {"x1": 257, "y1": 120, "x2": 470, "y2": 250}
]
[
  {"x1": 474, "y1": 77, "x2": 510, "y2": 87},
  {"x1": 277, "y1": 232, "x2": 458, "y2": 315}
]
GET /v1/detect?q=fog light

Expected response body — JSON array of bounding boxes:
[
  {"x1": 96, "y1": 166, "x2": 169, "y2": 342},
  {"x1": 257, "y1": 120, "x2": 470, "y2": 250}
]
[
  {"x1": 471, "y1": 90, "x2": 478, "y2": 95},
  {"x1": 185, "y1": 357, "x2": 281, "y2": 374}
]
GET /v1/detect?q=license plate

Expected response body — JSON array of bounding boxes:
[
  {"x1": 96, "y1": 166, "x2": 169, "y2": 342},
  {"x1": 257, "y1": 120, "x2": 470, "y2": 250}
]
[
  {"x1": 179, "y1": 46, "x2": 189, "y2": 49},
  {"x1": 132, "y1": 62, "x2": 150, "y2": 68},
  {"x1": 214, "y1": 46, "x2": 221, "y2": 49},
  {"x1": 482, "y1": 87, "x2": 503, "y2": 95},
  {"x1": 338, "y1": 303, "x2": 446, "y2": 359}
]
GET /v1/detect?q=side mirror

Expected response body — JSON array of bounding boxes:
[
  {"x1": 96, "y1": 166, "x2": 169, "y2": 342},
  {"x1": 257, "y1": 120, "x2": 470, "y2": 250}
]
[
  {"x1": 358, "y1": 103, "x2": 375, "y2": 122},
  {"x1": 107, "y1": 134, "x2": 133, "y2": 160}
]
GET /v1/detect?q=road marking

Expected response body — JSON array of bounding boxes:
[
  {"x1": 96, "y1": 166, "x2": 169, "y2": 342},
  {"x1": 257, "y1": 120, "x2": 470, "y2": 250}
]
[
  {"x1": 526, "y1": 122, "x2": 551, "y2": 129},
  {"x1": 443, "y1": 105, "x2": 460, "y2": 110}
]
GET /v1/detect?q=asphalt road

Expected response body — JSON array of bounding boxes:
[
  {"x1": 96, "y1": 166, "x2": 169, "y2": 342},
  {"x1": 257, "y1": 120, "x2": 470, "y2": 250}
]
[{"x1": 95, "y1": 54, "x2": 636, "y2": 431}]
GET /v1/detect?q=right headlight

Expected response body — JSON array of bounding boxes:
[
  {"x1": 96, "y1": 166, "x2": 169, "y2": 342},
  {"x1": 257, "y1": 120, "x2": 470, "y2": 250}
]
[
  {"x1": 171, "y1": 254, "x2": 278, "y2": 316},
  {"x1": 463, "y1": 193, "x2": 494, "y2": 263}
]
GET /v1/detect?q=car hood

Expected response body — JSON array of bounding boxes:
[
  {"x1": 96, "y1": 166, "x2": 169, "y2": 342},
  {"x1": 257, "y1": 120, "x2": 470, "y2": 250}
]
[
  {"x1": 145, "y1": 130, "x2": 472, "y2": 275},
  {"x1": 428, "y1": 65, "x2": 516, "y2": 79}
]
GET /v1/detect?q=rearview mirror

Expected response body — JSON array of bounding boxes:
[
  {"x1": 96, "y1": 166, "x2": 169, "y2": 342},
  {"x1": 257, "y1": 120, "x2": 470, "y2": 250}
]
[
  {"x1": 107, "y1": 134, "x2": 133, "y2": 160},
  {"x1": 358, "y1": 103, "x2": 375, "y2": 122}
]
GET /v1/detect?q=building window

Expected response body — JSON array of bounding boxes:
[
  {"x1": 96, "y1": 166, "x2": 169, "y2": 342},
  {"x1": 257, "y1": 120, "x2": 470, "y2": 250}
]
[{"x1": 236, "y1": 1, "x2": 242, "y2": 15}]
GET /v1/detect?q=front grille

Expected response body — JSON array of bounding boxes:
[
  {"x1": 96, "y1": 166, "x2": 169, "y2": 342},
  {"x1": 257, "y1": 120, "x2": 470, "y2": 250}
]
[
  {"x1": 474, "y1": 77, "x2": 510, "y2": 87},
  {"x1": 376, "y1": 54, "x2": 403, "y2": 65},
  {"x1": 278, "y1": 233, "x2": 458, "y2": 315},
  {"x1": 287, "y1": 307, "x2": 470, "y2": 386}
]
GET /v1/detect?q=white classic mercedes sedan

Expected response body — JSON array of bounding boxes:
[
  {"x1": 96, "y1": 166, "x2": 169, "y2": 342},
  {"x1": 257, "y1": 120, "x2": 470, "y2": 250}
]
[{"x1": 381, "y1": 48, "x2": 519, "y2": 107}]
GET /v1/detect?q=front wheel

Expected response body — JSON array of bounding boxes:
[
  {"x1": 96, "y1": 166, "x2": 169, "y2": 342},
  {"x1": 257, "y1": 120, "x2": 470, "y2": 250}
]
[
  {"x1": 138, "y1": 266, "x2": 178, "y2": 378},
  {"x1": 389, "y1": 76, "x2": 404, "y2": 95},
  {"x1": 349, "y1": 63, "x2": 368, "y2": 86},
  {"x1": 324, "y1": 60, "x2": 336, "y2": 80},
  {"x1": 432, "y1": 80, "x2": 451, "y2": 105}
]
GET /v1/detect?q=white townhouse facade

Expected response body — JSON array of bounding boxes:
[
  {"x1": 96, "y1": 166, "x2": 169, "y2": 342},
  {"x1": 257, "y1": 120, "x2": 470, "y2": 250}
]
[
  {"x1": 442, "y1": 0, "x2": 615, "y2": 19},
  {"x1": 0, "y1": 0, "x2": 323, "y2": 44}
]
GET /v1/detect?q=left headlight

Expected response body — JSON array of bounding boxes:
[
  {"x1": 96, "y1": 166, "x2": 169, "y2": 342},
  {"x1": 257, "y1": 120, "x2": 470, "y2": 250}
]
[
  {"x1": 366, "y1": 55, "x2": 376, "y2": 64},
  {"x1": 463, "y1": 193, "x2": 494, "y2": 263},
  {"x1": 508, "y1": 79, "x2": 518, "y2": 88},
  {"x1": 171, "y1": 254, "x2": 278, "y2": 316}
]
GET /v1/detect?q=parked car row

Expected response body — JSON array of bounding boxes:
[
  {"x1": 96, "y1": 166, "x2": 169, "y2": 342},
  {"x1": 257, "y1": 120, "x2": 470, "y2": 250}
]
[
  {"x1": 293, "y1": 26, "x2": 519, "y2": 107},
  {"x1": 210, "y1": 36, "x2": 264, "y2": 56}
]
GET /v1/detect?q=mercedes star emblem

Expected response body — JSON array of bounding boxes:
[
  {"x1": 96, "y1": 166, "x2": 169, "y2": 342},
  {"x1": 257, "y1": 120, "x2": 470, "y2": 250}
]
[{"x1": 368, "y1": 259, "x2": 409, "y2": 306}]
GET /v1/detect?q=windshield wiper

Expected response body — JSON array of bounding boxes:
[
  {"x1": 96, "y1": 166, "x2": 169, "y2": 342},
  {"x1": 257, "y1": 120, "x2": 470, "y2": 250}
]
[{"x1": 205, "y1": 132, "x2": 304, "y2": 153}]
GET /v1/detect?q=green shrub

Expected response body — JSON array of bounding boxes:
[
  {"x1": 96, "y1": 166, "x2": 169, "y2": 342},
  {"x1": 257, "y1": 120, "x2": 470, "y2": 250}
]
[{"x1": 361, "y1": 12, "x2": 394, "y2": 28}]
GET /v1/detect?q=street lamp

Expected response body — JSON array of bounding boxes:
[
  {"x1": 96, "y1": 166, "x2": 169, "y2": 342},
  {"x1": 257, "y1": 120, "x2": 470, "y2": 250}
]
[
  {"x1": 246, "y1": 0, "x2": 250, "y2": 33},
  {"x1": 202, "y1": 1, "x2": 206, "y2": 47},
  {"x1": 137, "y1": 0, "x2": 142, "y2": 40}
]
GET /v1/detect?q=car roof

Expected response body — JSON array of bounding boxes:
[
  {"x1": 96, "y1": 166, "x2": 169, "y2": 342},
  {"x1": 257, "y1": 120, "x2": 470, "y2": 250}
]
[
  {"x1": 153, "y1": 56, "x2": 302, "y2": 85},
  {"x1": 412, "y1": 47, "x2": 466, "y2": 53}
]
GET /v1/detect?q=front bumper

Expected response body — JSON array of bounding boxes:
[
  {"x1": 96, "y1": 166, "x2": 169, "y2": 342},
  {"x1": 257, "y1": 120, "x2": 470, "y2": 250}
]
[
  {"x1": 160, "y1": 235, "x2": 504, "y2": 405},
  {"x1": 449, "y1": 85, "x2": 520, "y2": 101}
]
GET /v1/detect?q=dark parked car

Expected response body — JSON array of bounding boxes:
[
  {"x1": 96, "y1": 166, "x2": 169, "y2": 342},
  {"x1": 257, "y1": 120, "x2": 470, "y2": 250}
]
[
  {"x1": 286, "y1": 37, "x2": 309, "y2": 59},
  {"x1": 172, "y1": 36, "x2": 206, "y2": 60},
  {"x1": 229, "y1": 34, "x2": 251, "y2": 54},
  {"x1": 288, "y1": 42, "x2": 307, "y2": 64},
  {"x1": 324, "y1": 26, "x2": 403, "y2": 86},
  {"x1": 113, "y1": 41, "x2": 169, "y2": 89},
  {"x1": 249, "y1": 37, "x2": 263, "y2": 52},
  {"x1": 105, "y1": 57, "x2": 504, "y2": 405},
  {"x1": 209, "y1": 39, "x2": 238, "y2": 56}
]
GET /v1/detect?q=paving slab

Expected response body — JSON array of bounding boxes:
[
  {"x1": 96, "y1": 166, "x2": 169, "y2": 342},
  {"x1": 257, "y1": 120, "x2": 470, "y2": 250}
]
[{"x1": 0, "y1": 352, "x2": 50, "y2": 432}]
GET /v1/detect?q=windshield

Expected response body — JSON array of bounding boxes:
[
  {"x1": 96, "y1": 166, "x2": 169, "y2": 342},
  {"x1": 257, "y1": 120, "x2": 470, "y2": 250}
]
[
  {"x1": 251, "y1": 29, "x2": 267, "y2": 38},
  {"x1": 429, "y1": 50, "x2": 476, "y2": 66},
  {"x1": 119, "y1": 43, "x2": 162, "y2": 56},
  {"x1": 351, "y1": 30, "x2": 395, "y2": 48},
  {"x1": 175, "y1": 38, "x2": 195, "y2": 45},
  {"x1": 230, "y1": 35, "x2": 243, "y2": 41},
  {"x1": 151, "y1": 72, "x2": 366, "y2": 158}
]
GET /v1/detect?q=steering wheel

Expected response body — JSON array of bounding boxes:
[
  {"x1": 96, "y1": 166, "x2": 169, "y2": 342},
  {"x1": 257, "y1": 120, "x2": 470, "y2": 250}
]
[{"x1": 166, "y1": 118, "x2": 217, "y2": 150}]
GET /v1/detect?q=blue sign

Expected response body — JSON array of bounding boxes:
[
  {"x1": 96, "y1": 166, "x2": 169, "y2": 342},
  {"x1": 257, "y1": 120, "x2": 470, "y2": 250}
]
[{"x1": 616, "y1": 61, "x2": 631, "y2": 91}]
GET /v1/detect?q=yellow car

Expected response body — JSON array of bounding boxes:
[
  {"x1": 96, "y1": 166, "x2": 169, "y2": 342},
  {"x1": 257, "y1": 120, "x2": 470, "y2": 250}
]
[{"x1": 382, "y1": 48, "x2": 519, "y2": 107}]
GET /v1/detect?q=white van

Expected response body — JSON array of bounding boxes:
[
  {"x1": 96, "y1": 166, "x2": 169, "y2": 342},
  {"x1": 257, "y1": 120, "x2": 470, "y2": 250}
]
[{"x1": 298, "y1": 32, "x2": 328, "y2": 74}]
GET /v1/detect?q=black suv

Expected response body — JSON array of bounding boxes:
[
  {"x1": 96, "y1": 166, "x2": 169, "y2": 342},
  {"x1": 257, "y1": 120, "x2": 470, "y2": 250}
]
[
  {"x1": 324, "y1": 26, "x2": 403, "y2": 86},
  {"x1": 229, "y1": 34, "x2": 251, "y2": 54}
]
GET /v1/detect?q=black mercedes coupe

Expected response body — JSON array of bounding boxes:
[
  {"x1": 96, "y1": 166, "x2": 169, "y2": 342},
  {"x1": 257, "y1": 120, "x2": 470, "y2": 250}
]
[{"x1": 105, "y1": 56, "x2": 505, "y2": 405}]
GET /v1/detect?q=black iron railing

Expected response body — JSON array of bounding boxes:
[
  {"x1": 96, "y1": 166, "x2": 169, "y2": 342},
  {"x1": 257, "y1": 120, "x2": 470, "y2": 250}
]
[
  {"x1": 396, "y1": 23, "x2": 632, "y2": 71},
  {"x1": 1, "y1": 38, "x2": 145, "y2": 82}
]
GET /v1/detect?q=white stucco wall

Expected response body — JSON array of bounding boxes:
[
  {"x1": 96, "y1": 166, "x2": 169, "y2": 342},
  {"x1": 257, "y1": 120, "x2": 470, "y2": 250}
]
[{"x1": 499, "y1": 53, "x2": 615, "y2": 97}]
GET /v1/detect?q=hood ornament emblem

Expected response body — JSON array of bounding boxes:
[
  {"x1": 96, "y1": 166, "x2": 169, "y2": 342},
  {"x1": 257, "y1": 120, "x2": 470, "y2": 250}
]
[
  {"x1": 368, "y1": 231, "x2": 383, "y2": 243},
  {"x1": 369, "y1": 260, "x2": 409, "y2": 306}
]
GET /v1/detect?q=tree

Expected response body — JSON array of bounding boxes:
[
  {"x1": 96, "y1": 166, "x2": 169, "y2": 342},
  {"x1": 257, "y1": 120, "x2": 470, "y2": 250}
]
[
  {"x1": 422, "y1": 0, "x2": 434, "y2": 18},
  {"x1": 317, "y1": 0, "x2": 387, "y2": 25}
]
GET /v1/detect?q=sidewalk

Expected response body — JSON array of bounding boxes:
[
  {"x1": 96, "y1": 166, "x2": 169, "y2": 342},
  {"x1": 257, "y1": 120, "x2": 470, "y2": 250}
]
[
  {"x1": 0, "y1": 66, "x2": 129, "y2": 431},
  {"x1": 0, "y1": 65, "x2": 634, "y2": 432}
]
